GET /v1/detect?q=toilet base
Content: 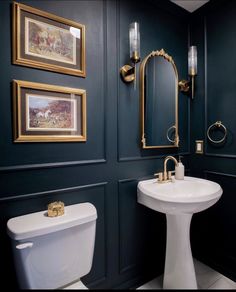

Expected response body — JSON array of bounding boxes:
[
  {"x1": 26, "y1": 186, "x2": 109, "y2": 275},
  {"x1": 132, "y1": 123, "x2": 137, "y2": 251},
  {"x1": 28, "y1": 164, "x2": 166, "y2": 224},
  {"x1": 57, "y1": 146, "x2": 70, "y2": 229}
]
[{"x1": 64, "y1": 279, "x2": 88, "y2": 290}]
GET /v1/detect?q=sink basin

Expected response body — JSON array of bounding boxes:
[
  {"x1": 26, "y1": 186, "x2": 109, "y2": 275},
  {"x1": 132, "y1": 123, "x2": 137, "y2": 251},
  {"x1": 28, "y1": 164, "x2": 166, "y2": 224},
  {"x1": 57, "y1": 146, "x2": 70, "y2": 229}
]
[
  {"x1": 137, "y1": 176, "x2": 222, "y2": 289},
  {"x1": 137, "y1": 176, "x2": 222, "y2": 214}
]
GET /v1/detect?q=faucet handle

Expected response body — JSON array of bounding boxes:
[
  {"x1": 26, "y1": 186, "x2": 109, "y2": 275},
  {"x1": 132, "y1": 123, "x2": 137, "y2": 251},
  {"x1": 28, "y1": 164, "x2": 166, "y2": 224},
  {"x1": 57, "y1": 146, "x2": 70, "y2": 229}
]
[
  {"x1": 168, "y1": 170, "x2": 175, "y2": 180},
  {"x1": 154, "y1": 172, "x2": 163, "y2": 182},
  {"x1": 178, "y1": 155, "x2": 183, "y2": 162}
]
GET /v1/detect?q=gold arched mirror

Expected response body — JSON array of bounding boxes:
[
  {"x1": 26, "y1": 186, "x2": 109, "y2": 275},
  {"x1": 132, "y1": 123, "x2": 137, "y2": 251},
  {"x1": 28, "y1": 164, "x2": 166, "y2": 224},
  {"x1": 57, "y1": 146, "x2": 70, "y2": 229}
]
[{"x1": 140, "y1": 49, "x2": 179, "y2": 149}]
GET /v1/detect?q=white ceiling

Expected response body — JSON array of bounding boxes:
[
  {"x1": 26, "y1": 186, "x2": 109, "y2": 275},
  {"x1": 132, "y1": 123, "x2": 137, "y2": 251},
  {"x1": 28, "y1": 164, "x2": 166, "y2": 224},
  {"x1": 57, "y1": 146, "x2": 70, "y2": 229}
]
[{"x1": 170, "y1": 0, "x2": 209, "y2": 13}]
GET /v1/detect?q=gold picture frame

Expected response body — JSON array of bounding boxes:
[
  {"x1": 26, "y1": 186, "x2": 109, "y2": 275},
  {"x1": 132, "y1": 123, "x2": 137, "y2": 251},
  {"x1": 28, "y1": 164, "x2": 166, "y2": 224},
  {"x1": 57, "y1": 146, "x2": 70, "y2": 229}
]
[
  {"x1": 13, "y1": 80, "x2": 87, "y2": 142},
  {"x1": 13, "y1": 1, "x2": 86, "y2": 77}
]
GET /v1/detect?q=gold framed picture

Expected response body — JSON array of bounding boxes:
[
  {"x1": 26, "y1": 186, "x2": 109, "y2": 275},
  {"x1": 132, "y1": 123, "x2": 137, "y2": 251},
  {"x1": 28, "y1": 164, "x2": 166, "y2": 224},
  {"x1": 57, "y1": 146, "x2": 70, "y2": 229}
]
[
  {"x1": 13, "y1": 2, "x2": 86, "y2": 77},
  {"x1": 13, "y1": 80, "x2": 87, "y2": 142}
]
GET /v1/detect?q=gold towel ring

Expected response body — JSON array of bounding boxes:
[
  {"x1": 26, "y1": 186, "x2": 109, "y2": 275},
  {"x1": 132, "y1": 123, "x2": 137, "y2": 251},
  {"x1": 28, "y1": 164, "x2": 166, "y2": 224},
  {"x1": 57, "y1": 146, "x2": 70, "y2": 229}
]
[
  {"x1": 166, "y1": 125, "x2": 176, "y2": 143},
  {"x1": 207, "y1": 121, "x2": 227, "y2": 144}
]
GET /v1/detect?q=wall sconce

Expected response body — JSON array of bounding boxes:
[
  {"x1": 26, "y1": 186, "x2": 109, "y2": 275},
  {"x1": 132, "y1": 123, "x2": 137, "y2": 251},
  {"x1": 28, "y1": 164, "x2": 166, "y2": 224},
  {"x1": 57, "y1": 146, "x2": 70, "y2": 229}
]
[
  {"x1": 179, "y1": 45, "x2": 197, "y2": 99},
  {"x1": 120, "y1": 22, "x2": 140, "y2": 83}
]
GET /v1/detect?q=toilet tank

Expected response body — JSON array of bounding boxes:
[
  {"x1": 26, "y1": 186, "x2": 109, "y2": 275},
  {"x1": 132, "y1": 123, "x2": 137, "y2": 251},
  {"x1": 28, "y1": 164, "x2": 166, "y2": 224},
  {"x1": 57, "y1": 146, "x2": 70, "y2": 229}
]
[{"x1": 7, "y1": 202, "x2": 97, "y2": 289}]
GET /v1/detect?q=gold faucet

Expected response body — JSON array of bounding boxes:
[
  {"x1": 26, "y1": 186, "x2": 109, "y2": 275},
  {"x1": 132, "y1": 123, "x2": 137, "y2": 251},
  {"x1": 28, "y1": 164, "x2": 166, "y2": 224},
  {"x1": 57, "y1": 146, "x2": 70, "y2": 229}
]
[{"x1": 154, "y1": 155, "x2": 178, "y2": 183}]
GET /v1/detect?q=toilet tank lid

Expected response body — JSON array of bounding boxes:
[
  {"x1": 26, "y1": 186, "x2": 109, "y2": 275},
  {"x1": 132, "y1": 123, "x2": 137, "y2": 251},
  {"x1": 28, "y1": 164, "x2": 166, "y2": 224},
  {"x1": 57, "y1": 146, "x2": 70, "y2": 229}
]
[{"x1": 7, "y1": 202, "x2": 97, "y2": 240}]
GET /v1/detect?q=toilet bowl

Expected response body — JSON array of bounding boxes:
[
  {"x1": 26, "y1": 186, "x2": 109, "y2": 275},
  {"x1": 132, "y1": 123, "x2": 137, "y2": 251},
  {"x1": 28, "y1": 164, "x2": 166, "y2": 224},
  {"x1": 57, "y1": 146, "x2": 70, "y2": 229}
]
[{"x1": 7, "y1": 202, "x2": 97, "y2": 289}]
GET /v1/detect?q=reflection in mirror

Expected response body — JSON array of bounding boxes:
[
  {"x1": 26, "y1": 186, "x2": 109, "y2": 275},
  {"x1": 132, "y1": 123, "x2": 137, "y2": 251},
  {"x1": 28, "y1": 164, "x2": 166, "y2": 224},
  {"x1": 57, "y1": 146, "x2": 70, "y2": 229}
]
[{"x1": 140, "y1": 49, "x2": 179, "y2": 149}]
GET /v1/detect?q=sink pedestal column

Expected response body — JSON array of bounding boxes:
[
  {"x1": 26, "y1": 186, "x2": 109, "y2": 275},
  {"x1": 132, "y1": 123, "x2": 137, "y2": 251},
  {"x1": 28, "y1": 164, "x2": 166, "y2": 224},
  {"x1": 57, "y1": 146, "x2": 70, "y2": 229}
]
[{"x1": 163, "y1": 213, "x2": 197, "y2": 289}]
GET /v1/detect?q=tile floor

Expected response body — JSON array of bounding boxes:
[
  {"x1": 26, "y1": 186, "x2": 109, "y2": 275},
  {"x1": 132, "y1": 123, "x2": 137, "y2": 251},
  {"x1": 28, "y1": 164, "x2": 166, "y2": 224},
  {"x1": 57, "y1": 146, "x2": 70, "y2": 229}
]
[{"x1": 137, "y1": 259, "x2": 236, "y2": 289}]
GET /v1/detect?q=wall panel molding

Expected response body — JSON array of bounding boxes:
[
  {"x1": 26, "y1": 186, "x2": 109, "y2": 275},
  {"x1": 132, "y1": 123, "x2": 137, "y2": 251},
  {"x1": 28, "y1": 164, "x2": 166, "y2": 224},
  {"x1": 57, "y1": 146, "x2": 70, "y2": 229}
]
[
  {"x1": 116, "y1": 0, "x2": 190, "y2": 162},
  {"x1": 204, "y1": 14, "x2": 236, "y2": 158},
  {"x1": 86, "y1": 177, "x2": 108, "y2": 288},
  {"x1": 119, "y1": 152, "x2": 190, "y2": 162},
  {"x1": 0, "y1": 182, "x2": 108, "y2": 202},
  {"x1": 201, "y1": 170, "x2": 236, "y2": 281},
  {"x1": 101, "y1": 0, "x2": 108, "y2": 163},
  {"x1": 0, "y1": 0, "x2": 192, "y2": 289},
  {"x1": 205, "y1": 153, "x2": 236, "y2": 159},
  {"x1": 118, "y1": 178, "x2": 138, "y2": 275},
  {"x1": 0, "y1": 159, "x2": 106, "y2": 173},
  {"x1": 118, "y1": 176, "x2": 166, "y2": 279},
  {"x1": 204, "y1": 170, "x2": 236, "y2": 179},
  {"x1": 0, "y1": 181, "x2": 108, "y2": 288},
  {"x1": 0, "y1": 0, "x2": 108, "y2": 171},
  {"x1": 0, "y1": 0, "x2": 110, "y2": 173},
  {"x1": 117, "y1": 175, "x2": 158, "y2": 275}
]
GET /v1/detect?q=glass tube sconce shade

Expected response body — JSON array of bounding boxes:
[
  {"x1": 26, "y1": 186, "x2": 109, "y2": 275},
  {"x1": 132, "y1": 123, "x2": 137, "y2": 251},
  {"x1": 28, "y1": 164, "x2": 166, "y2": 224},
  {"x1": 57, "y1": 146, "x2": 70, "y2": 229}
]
[
  {"x1": 188, "y1": 46, "x2": 197, "y2": 76},
  {"x1": 129, "y1": 22, "x2": 140, "y2": 63},
  {"x1": 120, "y1": 22, "x2": 140, "y2": 84},
  {"x1": 179, "y1": 45, "x2": 198, "y2": 99},
  {"x1": 188, "y1": 46, "x2": 197, "y2": 99}
]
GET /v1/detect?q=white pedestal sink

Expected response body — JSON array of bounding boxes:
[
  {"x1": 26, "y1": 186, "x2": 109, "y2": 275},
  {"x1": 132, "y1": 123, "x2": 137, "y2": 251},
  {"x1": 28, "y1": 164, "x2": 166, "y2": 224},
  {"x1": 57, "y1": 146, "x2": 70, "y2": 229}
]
[{"x1": 137, "y1": 176, "x2": 222, "y2": 289}]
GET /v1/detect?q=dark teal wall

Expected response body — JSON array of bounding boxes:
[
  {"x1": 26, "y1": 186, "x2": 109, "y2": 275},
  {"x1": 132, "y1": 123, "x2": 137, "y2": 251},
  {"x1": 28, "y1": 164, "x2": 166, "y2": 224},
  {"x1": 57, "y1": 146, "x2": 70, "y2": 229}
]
[
  {"x1": 190, "y1": 0, "x2": 236, "y2": 282},
  {"x1": 0, "y1": 0, "x2": 189, "y2": 289}
]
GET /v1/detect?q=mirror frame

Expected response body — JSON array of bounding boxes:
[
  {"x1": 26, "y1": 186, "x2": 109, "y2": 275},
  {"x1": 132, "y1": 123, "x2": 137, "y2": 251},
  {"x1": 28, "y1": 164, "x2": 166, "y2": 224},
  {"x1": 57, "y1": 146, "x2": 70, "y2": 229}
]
[{"x1": 140, "y1": 49, "x2": 179, "y2": 149}]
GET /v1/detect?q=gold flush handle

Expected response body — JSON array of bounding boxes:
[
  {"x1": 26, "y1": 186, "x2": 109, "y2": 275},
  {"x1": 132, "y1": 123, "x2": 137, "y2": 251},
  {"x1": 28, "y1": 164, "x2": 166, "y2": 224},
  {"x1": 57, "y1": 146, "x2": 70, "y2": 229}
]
[{"x1": 47, "y1": 201, "x2": 65, "y2": 217}]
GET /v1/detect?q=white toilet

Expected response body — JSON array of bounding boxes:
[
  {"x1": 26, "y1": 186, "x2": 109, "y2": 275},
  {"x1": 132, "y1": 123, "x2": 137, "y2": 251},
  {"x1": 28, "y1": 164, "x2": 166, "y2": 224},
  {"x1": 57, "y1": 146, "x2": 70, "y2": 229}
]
[{"x1": 7, "y1": 202, "x2": 97, "y2": 289}]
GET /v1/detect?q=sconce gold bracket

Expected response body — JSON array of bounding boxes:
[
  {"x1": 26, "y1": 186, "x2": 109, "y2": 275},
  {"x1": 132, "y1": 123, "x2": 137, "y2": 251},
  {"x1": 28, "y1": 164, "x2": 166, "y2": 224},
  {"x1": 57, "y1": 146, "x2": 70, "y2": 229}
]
[
  {"x1": 120, "y1": 65, "x2": 135, "y2": 83},
  {"x1": 179, "y1": 77, "x2": 195, "y2": 99},
  {"x1": 178, "y1": 79, "x2": 190, "y2": 93}
]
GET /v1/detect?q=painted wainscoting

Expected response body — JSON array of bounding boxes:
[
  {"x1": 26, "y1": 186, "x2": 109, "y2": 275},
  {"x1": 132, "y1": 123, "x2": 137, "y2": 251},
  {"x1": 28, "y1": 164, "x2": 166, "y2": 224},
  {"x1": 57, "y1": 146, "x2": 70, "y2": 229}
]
[
  {"x1": 190, "y1": 0, "x2": 236, "y2": 283},
  {"x1": 0, "y1": 0, "x2": 189, "y2": 289}
]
